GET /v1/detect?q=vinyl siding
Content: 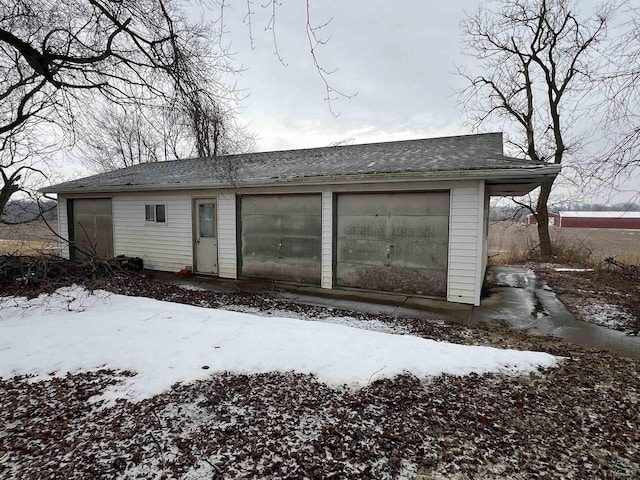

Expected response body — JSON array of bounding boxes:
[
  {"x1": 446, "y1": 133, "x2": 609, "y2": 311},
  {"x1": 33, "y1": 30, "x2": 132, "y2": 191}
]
[
  {"x1": 321, "y1": 191, "x2": 333, "y2": 289},
  {"x1": 56, "y1": 179, "x2": 487, "y2": 305},
  {"x1": 447, "y1": 182, "x2": 483, "y2": 305},
  {"x1": 217, "y1": 193, "x2": 237, "y2": 279},
  {"x1": 57, "y1": 195, "x2": 70, "y2": 259},
  {"x1": 112, "y1": 194, "x2": 192, "y2": 272},
  {"x1": 480, "y1": 188, "x2": 490, "y2": 286}
]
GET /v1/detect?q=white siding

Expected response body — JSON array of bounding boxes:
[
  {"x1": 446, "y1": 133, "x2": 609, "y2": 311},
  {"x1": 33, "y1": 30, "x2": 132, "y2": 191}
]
[
  {"x1": 113, "y1": 194, "x2": 192, "y2": 272},
  {"x1": 321, "y1": 191, "x2": 333, "y2": 289},
  {"x1": 57, "y1": 195, "x2": 70, "y2": 259},
  {"x1": 447, "y1": 181, "x2": 483, "y2": 305},
  {"x1": 57, "y1": 179, "x2": 488, "y2": 305},
  {"x1": 480, "y1": 188, "x2": 490, "y2": 285},
  {"x1": 217, "y1": 193, "x2": 237, "y2": 279}
]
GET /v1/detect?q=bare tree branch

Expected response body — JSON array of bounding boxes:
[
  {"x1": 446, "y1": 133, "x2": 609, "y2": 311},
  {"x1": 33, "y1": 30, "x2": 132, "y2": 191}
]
[{"x1": 458, "y1": 0, "x2": 614, "y2": 258}]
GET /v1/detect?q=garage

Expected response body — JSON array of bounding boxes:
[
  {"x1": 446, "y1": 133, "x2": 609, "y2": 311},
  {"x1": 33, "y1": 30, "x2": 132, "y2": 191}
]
[
  {"x1": 336, "y1": 191, "x2": 450, "y2": 296},
  {"x1": 239, "y1": 194, "x2": 322, "y2": 284},
  {"x1": 68, "y1": 198, "x2": 114, "y2": 260}
]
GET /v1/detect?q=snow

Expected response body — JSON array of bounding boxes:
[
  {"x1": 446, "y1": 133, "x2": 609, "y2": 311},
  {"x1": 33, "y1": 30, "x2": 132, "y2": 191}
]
[
  {"x1": 553, "y1": 268, "x2": 594, "y2": 272},
  {"x1": 0, "y1": 286, "x2": 558, "y2": 404},
  {"x1": 572, "y1": 302, "x2": 636, "y2": 331}
]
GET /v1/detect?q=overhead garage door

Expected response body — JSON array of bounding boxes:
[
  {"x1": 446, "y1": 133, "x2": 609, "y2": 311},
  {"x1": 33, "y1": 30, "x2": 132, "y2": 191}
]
[
  {"x1": 240, "y1": 194, "x2": 321, "y2": 284},
  {"x1": 336, "y1": 192, "x2": 449, "y2": 296},
  {"x1": 68, "y1": 198, "x2": 113, "y2": 261}
]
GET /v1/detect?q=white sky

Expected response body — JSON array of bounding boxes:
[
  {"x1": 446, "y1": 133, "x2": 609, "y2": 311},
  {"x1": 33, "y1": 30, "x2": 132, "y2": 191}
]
[{"x1": 214, "y1": 1, "x2": 472, "y2": 151}]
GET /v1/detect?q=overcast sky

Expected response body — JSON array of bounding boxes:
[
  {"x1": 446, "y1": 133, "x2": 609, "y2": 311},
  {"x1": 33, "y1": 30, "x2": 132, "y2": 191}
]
[
  {"x1": 52, "y1": 1, "x2": 637, "y2": 204},
  {"x1": 200, "y1": 0, "x2": 639, "y2": 204},
  {"x1": 214, "y1": 1, "x2": 473, "y2": 152}
]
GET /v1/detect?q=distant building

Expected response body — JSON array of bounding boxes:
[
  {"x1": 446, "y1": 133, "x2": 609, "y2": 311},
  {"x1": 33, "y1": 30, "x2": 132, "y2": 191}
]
[
  {"x1": 525, "y1": 212, "x2": 560, "y2": 226},
  {"x1": 526, "y1": 211, "x2": 640, "y2": 229}
]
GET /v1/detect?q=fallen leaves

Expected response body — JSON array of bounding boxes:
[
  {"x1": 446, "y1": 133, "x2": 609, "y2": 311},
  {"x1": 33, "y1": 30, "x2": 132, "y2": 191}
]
[{"x1": 0, "y1": 274, "x2": 638, "y2": 479}]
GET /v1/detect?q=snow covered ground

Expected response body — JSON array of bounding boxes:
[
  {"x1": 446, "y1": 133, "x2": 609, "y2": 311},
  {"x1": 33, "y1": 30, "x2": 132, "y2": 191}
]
[{"x1": 0, "y1": 286, "x2": 558, "y2": 405}]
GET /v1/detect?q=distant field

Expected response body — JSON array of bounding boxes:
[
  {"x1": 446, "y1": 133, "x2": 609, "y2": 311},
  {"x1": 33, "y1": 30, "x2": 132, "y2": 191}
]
[
  {"x1": 0, "y1": 220, "x2": 59, "y2": 255},
  {"x1": 488, "y1": 221, "x2": 640, "y2": 266}
]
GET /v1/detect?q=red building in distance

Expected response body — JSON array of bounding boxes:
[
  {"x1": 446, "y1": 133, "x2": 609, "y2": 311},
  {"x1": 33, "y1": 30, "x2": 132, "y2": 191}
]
[{"x1": 526, "y1": 211, "x2": 640, "y2": 229}]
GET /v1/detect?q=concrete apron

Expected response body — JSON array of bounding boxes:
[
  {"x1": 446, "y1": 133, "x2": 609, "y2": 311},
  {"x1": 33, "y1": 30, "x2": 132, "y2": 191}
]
[
  {"x1": 474, "y1": 266, "x2": 640, "y2": 359},
  {"x1": 159, "y1": 266, "x2": 640, "y2": 359}
]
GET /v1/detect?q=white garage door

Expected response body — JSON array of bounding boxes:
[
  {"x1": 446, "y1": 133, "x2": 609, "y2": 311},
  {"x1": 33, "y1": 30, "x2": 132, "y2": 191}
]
[{"x1": 336, "y1": 192, "x2": 449, "y2": 296}]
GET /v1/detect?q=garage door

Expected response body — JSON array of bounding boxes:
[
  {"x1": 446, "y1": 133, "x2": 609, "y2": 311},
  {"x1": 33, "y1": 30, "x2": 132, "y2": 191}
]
[
  {"x1": 69, "y1": 198, "x2": 113, "y2": 260},
  {"x1": 240, "y1": 194, "x2": 321, "y2": 284},
  {"x1": 336, "y1": 192, "x2": 449, "y2": 296}
]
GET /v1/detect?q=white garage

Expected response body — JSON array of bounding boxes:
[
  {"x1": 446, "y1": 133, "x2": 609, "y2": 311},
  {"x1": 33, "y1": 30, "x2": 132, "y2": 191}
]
[{"x1": 42, "y1": 132, "x2": 561, "y2": 305}]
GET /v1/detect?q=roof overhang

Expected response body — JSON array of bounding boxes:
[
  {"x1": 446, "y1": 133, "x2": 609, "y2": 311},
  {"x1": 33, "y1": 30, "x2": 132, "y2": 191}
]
[{"x1": 40, "y1": 165, "x2": 561, "y2": 195}]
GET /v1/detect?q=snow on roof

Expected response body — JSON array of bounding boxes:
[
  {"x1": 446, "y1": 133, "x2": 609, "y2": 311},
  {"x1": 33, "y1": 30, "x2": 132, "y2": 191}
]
[{"x1": 559, "y1": 211, "x2": 640, "y2": 218}]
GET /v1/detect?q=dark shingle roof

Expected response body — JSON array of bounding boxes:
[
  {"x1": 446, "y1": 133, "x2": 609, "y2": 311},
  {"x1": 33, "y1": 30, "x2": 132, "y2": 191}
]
[{"x1": 42, "y1": 132, "x2": 556, "y2": 193}]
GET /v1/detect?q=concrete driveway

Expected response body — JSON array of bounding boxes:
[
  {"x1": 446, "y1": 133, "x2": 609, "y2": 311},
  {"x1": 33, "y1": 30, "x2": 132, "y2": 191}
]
[
  {"x1": 472, "y1": 266, "x2": 640, "y2": 359},
  {"x1": 161, "y1": 265, "x2": 640, "y2": 359}
]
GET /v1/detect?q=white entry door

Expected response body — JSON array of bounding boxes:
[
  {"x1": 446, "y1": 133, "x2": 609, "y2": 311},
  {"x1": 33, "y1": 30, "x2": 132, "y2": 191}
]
[{"x1": 195, "y1": 199, "x2": 218, "y2": 274}]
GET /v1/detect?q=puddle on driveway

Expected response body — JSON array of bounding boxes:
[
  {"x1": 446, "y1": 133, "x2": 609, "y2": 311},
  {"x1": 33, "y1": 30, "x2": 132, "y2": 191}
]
[{"x1": 475, "y1": 266, "x2": 640, "y2": 359}]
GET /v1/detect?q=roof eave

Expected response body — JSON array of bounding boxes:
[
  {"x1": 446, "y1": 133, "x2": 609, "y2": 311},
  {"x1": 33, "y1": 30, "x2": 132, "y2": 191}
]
[{"x1": 40, "y1": 164, "x2": 561, "y2": 195}]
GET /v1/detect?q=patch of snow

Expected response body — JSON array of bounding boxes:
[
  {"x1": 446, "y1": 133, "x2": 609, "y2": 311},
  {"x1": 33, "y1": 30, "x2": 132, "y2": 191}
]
[
  {"x1": 553, "y1": 268, "x2": 594, "y2": 272},
  {"x1": 572, "y1": 302, "x2": 635, "y2": 331},
  {"x1": 0, "y1": 286, "x2": 558, "y2": 405},
  {"x1": 225, "y1": 307, "x2": 407, "y2": 334},
  {"x1": 176, "y1": 283, "x2": 210, "y2": 292},
  {"x1": 317, "y1": 315, "x2": 408, "y2": 334}
]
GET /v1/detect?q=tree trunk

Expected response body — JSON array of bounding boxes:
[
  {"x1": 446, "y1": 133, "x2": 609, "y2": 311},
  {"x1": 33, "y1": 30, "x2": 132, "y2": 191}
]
[
  {"x1": 0, "y1": 175, "x2": 20, "y2": 218},
  {"x1": 536, "y1": 179, "x2": 554, "y2": 258}
]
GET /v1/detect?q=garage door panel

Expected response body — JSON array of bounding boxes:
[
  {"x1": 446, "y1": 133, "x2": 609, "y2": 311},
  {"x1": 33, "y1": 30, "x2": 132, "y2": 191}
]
[
  {"x1": 388, "y1": 215, "x2": 449, "y2": 241},
  {"x1": 242, "y1": 214, "x2": 320, "y2": 237},
  {"x1": 336, "y1": 264, "x2": 447, "y2": 297},
  {"x1": 70, "y1": 198, "x2": 113, "y2": 260},
  {"x1": 337, "y1": 238, "x2": 388, "y2": 265},
  {"x1": 240, "y1": 194, "x2": 321, "y2": 284},
  {"x1": 242, "y1": 195, "x2": 321, "y2": 215},
  {"x1": 336, "y1": 192, "x2": 449, "y2": 297},
  {"x1": 242, "y1": 259, "x2": 321, "y2": 284},
  {"x1": 389, "y1": 241, "x2": 448, "y2": 269},
  {"x1": 337, "y1": 215, "x2": 387, "y2": 238},
  {"x1": 338, "y1": 192, "x2": 449, "y2": 216},
  {"x1": 384, "y1": 193, "x2": 449, "y2": 215}
]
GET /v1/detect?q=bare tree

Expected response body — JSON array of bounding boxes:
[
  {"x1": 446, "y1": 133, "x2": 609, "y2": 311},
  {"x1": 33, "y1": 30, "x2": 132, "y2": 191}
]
[
  {"x1": 78, "y1": 105, "x2": 172, "y2": 173},
  {"x1": 598, "y1": 4, "x2": 640, "y2": 190},
  {"x1": 0, "y1": 122, "x2": 59, "y2": 221},
  {"x1": 458, "y1": 0, "x2": 613, "y2": 258},
  {"x1": 79, "y1": 97, "x2": 255, "y2": 173},
  {"x1": 0, "y1": 0, "x2": 248, "y2": 211}
]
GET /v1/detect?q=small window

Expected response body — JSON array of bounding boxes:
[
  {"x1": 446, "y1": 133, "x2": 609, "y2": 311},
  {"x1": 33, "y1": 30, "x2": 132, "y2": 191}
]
[
  {"x1": 145, "y1": 204, "x2": 166, "y2": 223},
  {"x1": 155, "y1": 204, "x2": 166, "y2": 223},
  {"x1": 145, "y1": 205, "x2": 155, "y2": 222}
]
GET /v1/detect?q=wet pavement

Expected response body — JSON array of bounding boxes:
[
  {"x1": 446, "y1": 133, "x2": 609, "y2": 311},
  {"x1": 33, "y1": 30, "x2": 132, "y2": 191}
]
[
  {"x1": 472, "y1": 266, "x2": 640, "y2": 359},
  {"x1": 159, "y1": 266, "x2": 640, "y2": 359}
]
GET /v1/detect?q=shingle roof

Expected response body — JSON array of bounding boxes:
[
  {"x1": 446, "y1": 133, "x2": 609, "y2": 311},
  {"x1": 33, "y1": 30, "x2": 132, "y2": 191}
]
[{"x1": 41, "y1": 132, "x2": 557, "y2": 193}]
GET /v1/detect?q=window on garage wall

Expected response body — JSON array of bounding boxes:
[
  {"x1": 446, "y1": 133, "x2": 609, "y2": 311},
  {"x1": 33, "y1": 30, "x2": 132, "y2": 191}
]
[{"x1": 145, "y1": 204, "x2": 166, "y2": 223}]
